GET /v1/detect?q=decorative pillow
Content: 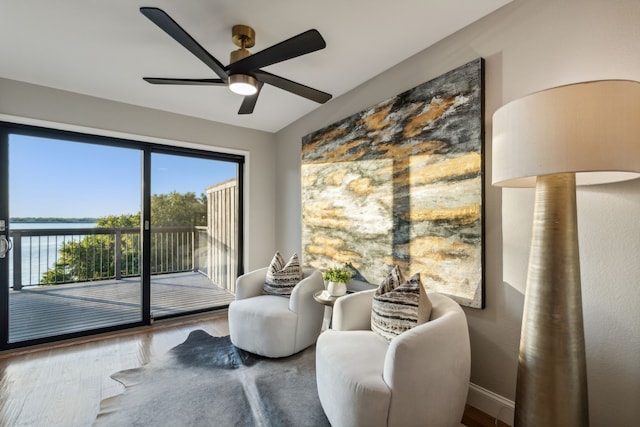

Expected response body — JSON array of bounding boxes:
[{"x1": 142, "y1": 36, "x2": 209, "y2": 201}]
[
  {"x1": 263, "y1": 251, "x2": 303, "y2": 297},
  {"x1": 371, "y1": 267, "x2": 432, "y2": 342},
  {"x1": 377, "y1": 264, "x2": 404, "y2": 295}
]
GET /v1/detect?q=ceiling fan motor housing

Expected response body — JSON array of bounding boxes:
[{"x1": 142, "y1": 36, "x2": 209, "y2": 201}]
[
  {"x1": 230, "y1": 48, "x2": 251, "y2": 63},
  {"x1": 230, "y1": 24, "x2": 255, "y2": 64}
]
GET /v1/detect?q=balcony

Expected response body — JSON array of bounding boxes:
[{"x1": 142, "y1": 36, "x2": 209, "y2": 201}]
[{"x1": 7, "y1": 225, "x2": 236, "y2": 343}]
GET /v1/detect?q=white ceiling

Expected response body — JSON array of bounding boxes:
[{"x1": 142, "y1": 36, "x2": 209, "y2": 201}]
[{"x1": 0, "y1": 0, "x2": 511, "y2": 133}]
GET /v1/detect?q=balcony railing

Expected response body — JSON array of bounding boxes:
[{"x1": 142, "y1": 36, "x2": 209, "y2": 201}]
[{"x1": 8, "y1": 226, "x2": 205, "y2": 290}]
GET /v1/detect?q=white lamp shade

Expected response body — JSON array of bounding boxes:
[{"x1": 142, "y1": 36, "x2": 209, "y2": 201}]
[{"x1": 492, "y1": 80, "x2": 640, "y2": 187}]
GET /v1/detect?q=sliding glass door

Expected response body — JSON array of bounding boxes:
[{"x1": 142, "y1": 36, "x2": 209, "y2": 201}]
[
  {"x1": 3, "y1": 131, "x2": 143, "y2": 344},
  {"x1": 149, "y1": 152, "x2": 239, "y2": 319},
  {"x1": 0, "y1": 123, "x2": 244, "y2": 349}
]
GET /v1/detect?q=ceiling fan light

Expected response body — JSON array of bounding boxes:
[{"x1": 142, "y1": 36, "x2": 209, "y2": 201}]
[{"x1": 229, "y1": 74, "x2": 258, "y2": 96}]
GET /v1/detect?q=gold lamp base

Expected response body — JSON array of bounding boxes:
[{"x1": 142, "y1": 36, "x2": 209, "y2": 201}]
[
  {"x1": 516, "y1": 173, "x2": 589, "y2": 426},
  {"x1": 515, "y1": 173, "x2": 589, "y2": 427}
]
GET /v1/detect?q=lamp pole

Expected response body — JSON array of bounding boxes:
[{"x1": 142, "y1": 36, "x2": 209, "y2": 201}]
[{"x1": 515, "y1": 173, "x2": 589, "y2": 426}]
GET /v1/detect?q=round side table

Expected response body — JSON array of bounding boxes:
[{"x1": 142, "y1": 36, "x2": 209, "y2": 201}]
[
  {"x1": 313, "y1": 290, "x2": 343, "y2": 306},
  {"x1": 313, "y1": 290, "x2": 348, "y2": 329}
]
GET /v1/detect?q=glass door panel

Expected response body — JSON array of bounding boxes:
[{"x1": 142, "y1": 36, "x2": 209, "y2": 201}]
[
  {"x1": 149, "y1": 152, "x2": 238, "y2": 318},
  {"x1": 6, "y1": 133, "x2": 143, "y2": 343}
]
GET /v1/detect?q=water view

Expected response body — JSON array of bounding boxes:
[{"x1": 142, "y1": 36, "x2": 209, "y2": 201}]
[{"x1": 8, "y1": 222, "x2": 98, "y2": 287}]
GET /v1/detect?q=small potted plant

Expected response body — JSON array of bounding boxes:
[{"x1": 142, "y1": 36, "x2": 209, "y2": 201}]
[{"x1": 324, "y1": 267, "x2": 352, "y2": 296}]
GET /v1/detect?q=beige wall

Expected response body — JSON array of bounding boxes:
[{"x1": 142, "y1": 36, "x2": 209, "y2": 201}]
[
  {"x1": 275, "y1": 0, "x2": 640, "y2": 425},
  {"x1": 0, "y1": 77, "x2": 277, "y2": 271}
]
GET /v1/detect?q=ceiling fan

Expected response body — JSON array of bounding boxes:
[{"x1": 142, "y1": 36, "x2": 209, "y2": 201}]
[{"x1": 140, "y1": 7, "x2": 332, "y2": 115}]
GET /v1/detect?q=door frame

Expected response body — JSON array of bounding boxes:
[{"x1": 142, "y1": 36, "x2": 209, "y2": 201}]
[{"x1": 0, "y1": 121, "x2": 245, "y2": 350}]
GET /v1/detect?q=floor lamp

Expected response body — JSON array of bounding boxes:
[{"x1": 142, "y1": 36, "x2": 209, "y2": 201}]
[{"x1": 491, "y1": 80, "x2": 640, "y2": 426}]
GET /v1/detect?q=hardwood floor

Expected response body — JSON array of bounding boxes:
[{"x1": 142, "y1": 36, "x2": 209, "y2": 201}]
[
  {"x1": 0, "y1": 312, "x2": 506, "y2": 427},
  {"x1": 0, "y1": 312, "x2": 230, "y2": 426},
  {"x1": 462, "y1": 404, "x2": 511, "y2": 427}
]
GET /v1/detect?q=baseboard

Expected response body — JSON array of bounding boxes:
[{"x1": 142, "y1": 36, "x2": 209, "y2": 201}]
[{"x1": 467, "y1": 383, "x2": 515, "y2": 426}]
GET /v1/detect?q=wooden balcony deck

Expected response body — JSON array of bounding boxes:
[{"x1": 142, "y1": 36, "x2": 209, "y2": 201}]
[{"x1": 8, "y1": 272, "x2": 235, "y2": 343}]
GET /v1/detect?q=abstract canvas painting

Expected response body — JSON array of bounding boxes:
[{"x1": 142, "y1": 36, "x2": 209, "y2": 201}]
[{"x1": 301, "y1": 58, "x2": 484, "y2": 308}]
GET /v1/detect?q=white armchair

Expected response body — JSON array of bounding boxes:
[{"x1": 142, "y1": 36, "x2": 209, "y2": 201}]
[
  {"x1": 228, "y1": 267, "x2": 325, "y2": 358},
  {"x1": 316, "y1": 289, "x2": 471, "y2": 427}
]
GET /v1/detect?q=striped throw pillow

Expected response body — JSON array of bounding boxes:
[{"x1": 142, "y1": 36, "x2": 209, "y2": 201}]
[
  {"x1": 371, "y1": 268, "x2": 432, "y2": 342},
  {"x1": 263, "y1": 251, "x2": 303, "y2": 297},
  {"x1": 378, "y1": 264, "x2": 404, "y2": 295}
]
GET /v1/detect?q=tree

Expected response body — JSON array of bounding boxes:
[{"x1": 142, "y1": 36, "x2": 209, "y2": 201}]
[
  {"x1": 41, "y1": 213, "x2": 141, "y2": 284},
  {"x1": 96, "y1": 214, "x2": 140, "y2": 228},
  {"x1": 149, "y1": 192, "x2": 207, "y2": 273},
  {"x1": 151, "y1": 191, "x2": 207, "y2": 227}
]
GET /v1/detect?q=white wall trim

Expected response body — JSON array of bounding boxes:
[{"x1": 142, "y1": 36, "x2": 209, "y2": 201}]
[
  {"x1": 0, "y1": 113, "x2": 247, "y2": 156},
  {"x1": 467, "y1": 383, "x2": 515, "y2": 425}
]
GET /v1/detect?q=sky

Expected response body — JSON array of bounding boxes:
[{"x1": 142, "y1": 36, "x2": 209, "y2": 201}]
[{"x1": 9, "y1": 134, "x2": 237, "y2": 218}]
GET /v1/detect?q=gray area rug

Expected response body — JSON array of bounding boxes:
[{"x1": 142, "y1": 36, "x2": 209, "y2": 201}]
[{"x1": 94, "y1": 330, "x2": 330, "y2": 427}]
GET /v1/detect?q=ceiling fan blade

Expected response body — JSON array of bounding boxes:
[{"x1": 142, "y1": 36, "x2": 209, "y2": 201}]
[
  {"x1": 227, "y1": 29, "x2": 326, "y2": 74},
  {"x1": 143, "y1": 77, "x2": 226, "y2": 85},
  {"x1": 140, "y1": 7, "x2": 228, "y2": 82},
  {"x1": 238, "y1": 81, "x2": 264, "y2": 115},
  {"x1": 254, "y1": 70, "x2": 331, "y2": 104}
]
